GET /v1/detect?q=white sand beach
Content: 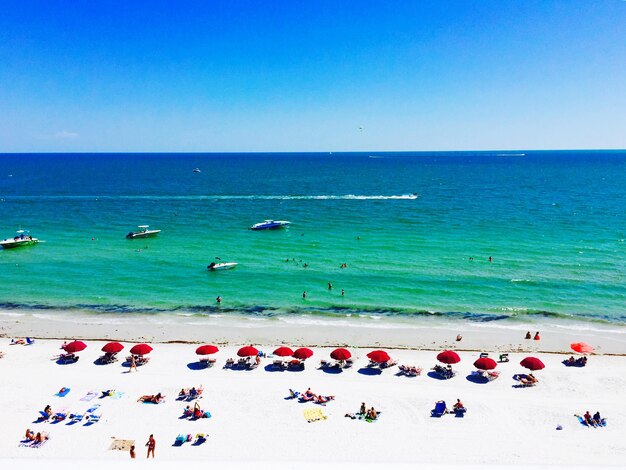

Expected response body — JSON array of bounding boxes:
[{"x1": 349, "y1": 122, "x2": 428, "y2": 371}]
[{"x1": 0, "y1": 317, "x2": 625, "y2": 467}]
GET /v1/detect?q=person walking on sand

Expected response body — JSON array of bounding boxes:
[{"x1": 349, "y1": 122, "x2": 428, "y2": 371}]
[
  {"x1": 129, "y1": 355, "x2": 137, "y2": 373},
  {"x1": 146, "y1": 434, "x2": 156, "y2": 458}
]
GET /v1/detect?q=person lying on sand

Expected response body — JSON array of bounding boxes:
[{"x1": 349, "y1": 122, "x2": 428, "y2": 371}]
[
  {"x1": 366, "y1": 408, "x2": 378, "y2": 420},
  {"x1": 35, "y1": 432, "x2": 48, "y2": 443},
  {"x1": 315, "y1": 395, "x2": 335, "y2": 404},
  {"x1": 25, "y1": 429, "x2": 35, "y2": 441},
  {"x1": 11, "y1": 338, "x2": 26, "y2": 345},
  {"x1": 138, "y1": 393, "x2": 164, "y2": 404}
]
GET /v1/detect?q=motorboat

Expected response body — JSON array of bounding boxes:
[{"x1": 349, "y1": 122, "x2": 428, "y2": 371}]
[
  {"x1": 0, "y1": 230, "x2": 39, "y2": 249},
  {"x1": 207, "y1": 262, "x2": 238, "y2": 271},
  {"x1": 250, "y1": 220, "x2": 291, "y2": 230},
  {"x1": 192, "y1": 168, "x2": 201, "y2": 173},
  {"x1": 126, "y1": 225, "x2": 161, "y2": 239}
]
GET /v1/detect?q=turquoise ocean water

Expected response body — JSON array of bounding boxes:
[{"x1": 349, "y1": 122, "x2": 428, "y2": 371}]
[{"x1": 0, "y1": 151, "x2": 624, "y2": 325}]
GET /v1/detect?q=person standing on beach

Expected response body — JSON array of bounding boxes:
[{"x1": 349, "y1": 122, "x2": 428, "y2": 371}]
[
  {"x1": 129, "y1": 355, "x2": 137, "y2": 373},
  {"x1": 146, "y1": 434, "x2": 155, "y2": 458},
  {"x1": 129, "y1": 445, "x2": 136, "y2": 459}
]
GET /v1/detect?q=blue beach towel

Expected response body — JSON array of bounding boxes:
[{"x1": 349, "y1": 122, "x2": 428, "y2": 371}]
[{"x1": 55, "y1": 388, "x2": 71, "y2": 397}]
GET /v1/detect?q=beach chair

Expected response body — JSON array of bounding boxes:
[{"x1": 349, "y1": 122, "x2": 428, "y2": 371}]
[
  {"x1": 69, "y1": 413, "x2": 84, "y2": 423},
  {"x1": 288, "y1": 389, "x2": 300, "y2": 399},
  {"x1": 479, "y1": 352, "x2": 489, "y2": 358},
  {"x1": 499, "y1": 353, "x2": 509, "y2": 363},
  {"x1": 344, "y1": 359, "x2": 354, "y2": 368},
  {"x1": 200, "y1": 357, "x2": 217, "y2": 367},
  {"x1": 194, "y1": 434, "x2": 207, "y2": 445},
  {"x1": 38, "y1": 411, "x2": 51, "y2": 422},
  {"x1": 273, "y1": 359, "x2": 286, "y2": 370},
  {"x1": 86, "y1": 414, "x2": 101, "y2": 423},
  {"x1": 287, "y1": 359, "x2": 304, "y2": 370},
  {"x1": 26, "y1": 338, "x2": 35, "y2": 345},
  {"x1": 52, "y1": 411, "x2": 68, "y2": 422},
  {"x1": 431, "y1": 401, "x2": 448, "y2": 417},
  {"x1": 453, "y1": 407, "x2": 467, "y2": 417},
  {"x1": 174, "y1": 434, "x2": 192, "y2": 446},
  {"x1": 58, "y1": 353, "x2": 78, "y2": 364},
  {"x1": 224, "y1": 358, "x2": 234, "y2": 369}
]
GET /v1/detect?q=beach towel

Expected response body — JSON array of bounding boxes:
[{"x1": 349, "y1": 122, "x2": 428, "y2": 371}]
[
  {"x1": 303, "y1": 407, "x2": 327, "y2": 423},
  {"x1": 85, "y1": 404, "x2": 101, "y2": 414},
  {"x1": 80, "y1": 391, "x2": 98, "y2": 402},
  {"x1": 19, "y1": 438, "x2": 49, "y2": 449},
  {"x1": 55, "y1": 387, "x2": 71, "y2": 397},
  {"x1": 109, "y1": 439, "x2": 134, "y2": 451},
  {"x1": 112, "y1": 391, "x2": 125, "y2": 400}
]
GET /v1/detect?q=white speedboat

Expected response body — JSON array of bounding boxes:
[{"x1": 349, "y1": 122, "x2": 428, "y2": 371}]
[
  {"x1": 208, "y1": 262, "x2": 238, "y2": 271},
  {"x1": 126, "y1": 225, "x2": 161, "y2": 239},
  {"x1": 250, "y1": 220, "x2": 291, "y2": 230},
  {"x1": 192, "y1": 168, "x2": 201, "y2": 173},
  {"x1": 0, "y1": 230, "x2": 39, "y2": 249}
]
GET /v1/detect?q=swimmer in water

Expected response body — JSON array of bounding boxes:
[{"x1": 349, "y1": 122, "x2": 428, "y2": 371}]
[
  {"x1": 489, "y1": 256, "x2": 492, "y2": 262},
  {"x1": 302, "y1": 291, "x2": 307, "y2": 300},
  {"x1": 328, "y1": 282, "x2": 333, "y2": 290},
  {"x1": 216, "y1": 296, "x2": 222, "y2": 304},
  {"x1": 341, "y1": 289, "x2": 345, "y2": 296}
]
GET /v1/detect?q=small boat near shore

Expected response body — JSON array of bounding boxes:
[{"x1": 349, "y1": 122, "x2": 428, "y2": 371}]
[
  {"x1": 126, "y1": 225, "x2": 161, "y2": 239},
  {"x1": 192, "y1": 168, "x2": 201, "y2": 173},
  {"x1": 208, "y1": 262, "x2": 238, "y2": 271},
  {"x1": 0, "y1": 230, "x2": 39, "y2": 249},
  {"x1": 250, "y1": 220, "x2": 291, "y2": 230}
]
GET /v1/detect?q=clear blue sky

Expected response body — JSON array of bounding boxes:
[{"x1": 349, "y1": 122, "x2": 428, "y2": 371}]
[{"x1": 1, "y1": 1, "x2": 624, "y2": 152}]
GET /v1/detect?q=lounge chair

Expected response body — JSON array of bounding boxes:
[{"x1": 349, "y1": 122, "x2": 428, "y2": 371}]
[
  {"x1": 224, "y1": 358, "x2": 234, "y2": 368},
  {"x1": 86, "y1": 413, "x2": 101, "y2": 423},
  {"x1": 273, "y1": 360, "x2": 286, "y2": 370},
  {"x1": 199, "y1": 357, "x2": 217, "y2": 367},
  {"x1": 26, "y1": 338, "x2": 35, "y2": 345},
  {"x1": 194, "y1": 433, "x2": 207, "y2": 445},
  {"x1": 499, "y1": 353, "x2": 509, "y2": 363},
  {"x1": 287, "y1": 359, "x2": 304, "y2": 370},
  {"x1": 288, "y1": 389, "x2": 300, "y2": 399},
  {"x1": 38, "y1": 411, "x2": 51, "y2": 422},
  {"x1": 58, "y1": 353, "x2": 78, "y2": 364},
  {"x1": 174, "y1": 434, "x2": 192, "y2": 446},
  {"x1": 431, "y1": 401, "x2": 448, "y2": 417},
  {"x1": 479, "y1": 352, "x2": 489, "y2": 358}
]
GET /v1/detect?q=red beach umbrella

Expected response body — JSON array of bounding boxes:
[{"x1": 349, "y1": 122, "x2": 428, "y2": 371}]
[
  {"x1": 102, "y1": 342, "x2": 124, "y2": 353},
  {"x1": 437, "y1": 350, "x2": 461, "y2": 364},
  {"x1": 64, "y1": 340, "x2": 87, "y2": 353},
  {"x1": 273, "y1": 346, "x2": 294, "y2": 357},
  {"x1": 330, "y1": 348, "x2": 351, "y2": 361},
  {"x1": 195, "y1": 345, "x2": 219, "y2": 356},
  {"x1": 130, "y1": 343, "x2": 153, "y2": 356},
  {"x1": 293, "y1": 347, "x2": 314, "y2": 360},
  {"x1": 520, "y1": 357, "x2": 545, "y2": 371},
  {"x1": 571, "y1": 342, "x2": 594, "y2": 354},
  {"x1": 367, "y1": 350, "x2": 391, "y2": 363},
  {"x1": 473, "y1": 357, "x2": 497, "y2": 370},
  {"x1": 238, "y1": 345, "x2": 259, "y2": 357}
]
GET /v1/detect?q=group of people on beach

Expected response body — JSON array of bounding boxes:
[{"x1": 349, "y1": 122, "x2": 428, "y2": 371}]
[
  {"x1": 525, "y1": 331, "x2": 541, "y2": 340},
  {"x1": 291, "y1": 387, "x2": 336, "y2": 404},
  {"x1": 24, "y1": 429, "x2": 48, "y2": 444}
]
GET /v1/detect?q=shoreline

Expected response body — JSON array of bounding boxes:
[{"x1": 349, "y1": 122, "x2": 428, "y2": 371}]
[{"x1": 2, "y1": 309, "x2": 625, "y2": 355}]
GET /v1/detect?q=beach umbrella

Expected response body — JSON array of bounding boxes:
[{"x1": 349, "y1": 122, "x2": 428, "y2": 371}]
[
  {"x1": 571, "y1": 342, "x2": 594, "y2": 354},
  {"x1": 520, "y1": 356, "x2": 545, "y2": 371},
  {"x1": 473, "y1": 357, "x2": 497, "y2": 370},
  {"x1": 437, "y1": 350, "x2": 461, "y2": 364},
  {"x1": 64, "y1": 340, "x2": 87, "y2": 353},
  {"x1": 273, "y1": 346, "x2": 294, "y2": 357},
  {"x1": 367, "y1": 350, "x2": 391, "y2": 363},
  {"x1": 293, "y1": 347, "x2": 314, "y2": 360},
  {"x1": 195, "y1": 345, "x2": 219, "y2": 356},
  {"x1": 102, "y1": 342, "x2": 124, "y2": 353},
  {"x1": 330, "y1": 348, "x2": 351, "y2": 361},
  {"x1": 130, "y1": 343, "x2": 153, "y2": 356},
  {"x1": 237, "y1": 345, "x2": 259, "y2": 357}
]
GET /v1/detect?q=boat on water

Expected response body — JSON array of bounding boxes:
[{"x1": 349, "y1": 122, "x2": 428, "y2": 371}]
[
  {"x1": 192, "y1": 168, "x2": 201, "y2": 173},
  {"x1": 0, "y1": 230, "x2": 39, "y2": 249},
  {"x1": 207, "y1": 262, "x2": 238, "y2": 271},
  {"x1": 250, "y1": 220, "x2": 291, "y2": 230},
  {"x1": 126, "y1": 225, "x2": 161, "y2": 239}
]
